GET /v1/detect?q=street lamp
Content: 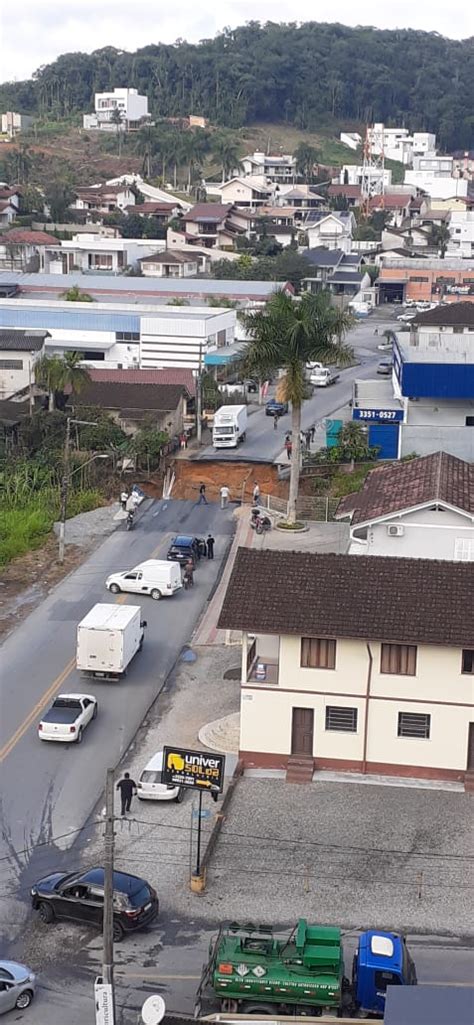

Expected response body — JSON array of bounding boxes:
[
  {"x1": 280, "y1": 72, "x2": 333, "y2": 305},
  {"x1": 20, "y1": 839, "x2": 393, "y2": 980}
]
[{"x1": 58, "y1": 416, "x2": 109, "y2": 564}]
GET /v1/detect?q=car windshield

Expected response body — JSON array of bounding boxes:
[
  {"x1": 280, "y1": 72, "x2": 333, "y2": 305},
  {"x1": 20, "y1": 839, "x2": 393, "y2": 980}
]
[
  {"x1": 129, "y1": 884, "x2": 151, "y2": 908},
  {"x1": 215, "y1": 426, "x2": 234, "y2": 435},
  {"x1": 140, "y1": 771, "x2": 162, "y2": 784},
  {"x1": 174, "y1": 536, "x2": 192, "y2": 546},
  {"x1": 54, "y1": 698, "x2": 80, "y2": 708}
]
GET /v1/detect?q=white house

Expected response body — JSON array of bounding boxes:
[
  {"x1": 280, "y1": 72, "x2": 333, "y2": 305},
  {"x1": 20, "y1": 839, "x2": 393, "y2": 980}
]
[
  {"x1": 305, "y1": 212, "x2": 355, "y2": 253},
  {"x1": 1, "y1": 112, "x2": 33, "y2": 138},
  {"x1": 340, "y1": 165, "x2": 392, "y2": 189},
  {"x1": 340, "y1": 132, "x2": 362, "y2": 151},
  {"x1": 83, "y1": 88, "x2": 149, "y2": 131},
  {"x1": 218, "y1": 548, "x2": 474, "y2": 787},
  {"x1": 240, "y1": 151, "x2": 296, "y2": 183},
  {"x1": 366, "y1": 125, "x2": 437, "y2": 166},
  {"x1": 0, "y1": 201, "x2": 17, "y2": 226},
  {"x1": 0, "y1": 329, "x2": 48, "y2": 399},
  {"x1": 205, "y1": 176, "x2": 273, "y2": 209},
  {"x1": 0, "y1": 229, "x2": 60, "y2": 272},
  {"x1": 336, "y1": 451, "x2": 474, "y2": 561},
  {"x1": 71, "y1": 183, "x2": 136, "y2": 214},
  {"x1": 49, "y1": 234, "x2": 166, "y2": 274},
  {"x1": 139, "y1": 250, "x2": 200, "y2": 278},
  {"x1": 446, "y1": 211, "x2": 474, "y2": 259}
]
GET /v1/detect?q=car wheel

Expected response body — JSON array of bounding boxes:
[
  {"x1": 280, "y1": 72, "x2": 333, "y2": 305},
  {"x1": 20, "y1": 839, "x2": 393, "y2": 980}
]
[
  {"x1": 109, "y1": 583, "x2": 121, "y2": 594},
  {"x1": 175, "y1": 788, "x2": 184, "y2": 803},
  {"x1": 92, "y1": 703, "x2": 98, "y2": 719},
  {"x1": 15, "y1": 990, "x2": 33, "y2": 1010},
  {"x1": 76, "y1": 727, "x2": 83, "y2": 744},
  {"x1": 150, "y1": 589, "x2": 162, "y2": 601},
  {"x1": 38, "y1": 901, "x2": 54, "y2": 924},
  {"x1": 113, "y1": 920, "x2": 125, "y2": 942}
]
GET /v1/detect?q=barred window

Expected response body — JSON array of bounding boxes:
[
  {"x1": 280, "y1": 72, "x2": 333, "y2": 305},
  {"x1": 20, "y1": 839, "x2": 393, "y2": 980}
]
[
  {"x1": 0, "y1": 359, "x2": 22, "y2": 369},
  {"x1": 381, "y1": 643, "x2": 417, "y2": 676},
  {"x1": 325, "y1": 706, "x2": 358, "y2": 733},
  {"x1": 397, "y1": 712, "x2": 430, "y2": 739},
  {"x1": 116, "y1": 331, "x2": 140, "y2": 342},
  {"x1": 301, "y1": 637, "x2": 336, "y2": 669}
]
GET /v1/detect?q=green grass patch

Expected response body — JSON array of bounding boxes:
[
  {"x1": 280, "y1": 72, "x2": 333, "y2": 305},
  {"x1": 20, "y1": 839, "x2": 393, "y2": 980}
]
[{"x1": 0, "y1": 488, "x2": 103, "y2": 566}]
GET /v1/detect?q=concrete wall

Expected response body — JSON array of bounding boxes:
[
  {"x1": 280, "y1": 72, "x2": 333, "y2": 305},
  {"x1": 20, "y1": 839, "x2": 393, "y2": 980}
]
[
  {"x1": 400, "y1": 425, "x2": 474, "y2": 461},
  {"x1": 0, "y1": 349, "x2": 37, "y2": 398},
  {"x1": 362, "y1": 507, "x2": 474, "y2": 560},
  {"x1": 240, "y1": 635, "x2": 474, "y2": 776}
]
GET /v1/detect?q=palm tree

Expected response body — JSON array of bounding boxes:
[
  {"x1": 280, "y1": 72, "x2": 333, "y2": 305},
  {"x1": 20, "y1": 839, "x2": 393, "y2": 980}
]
[
  {"x1": 34, "y1": 354, "x2": 65, "y2": 411},
  {"x1": 212, "y1": 134, "x2": 241, "y2": 183},
  {"x1": 293, "y1": 142, "x2": 319, "y2": 183},
  {"x1": 110, "y1": 106, "x2": 125, "y2": 156},
  {"x1": 241, "y1": 291, "x2": 353, "y2": 523},
  {"x1": 61, "y1": 351, "x2": 92, "y2": 399},
  {"x1": 429, "y1": 223, "x2": 451, "y2": 258}
]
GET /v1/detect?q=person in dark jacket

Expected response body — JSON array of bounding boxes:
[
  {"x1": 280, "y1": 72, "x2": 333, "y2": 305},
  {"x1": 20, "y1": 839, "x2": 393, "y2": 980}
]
[
  {"x1": 117, "y1": 772, "x2": 137, "y2": 815},
  {"x1": 206, "y1": 533, "x2": 215, "y2": 559}
]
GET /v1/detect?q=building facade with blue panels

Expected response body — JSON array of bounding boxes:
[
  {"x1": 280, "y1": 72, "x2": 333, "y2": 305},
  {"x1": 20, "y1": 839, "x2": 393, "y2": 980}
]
[
  {"x1": 394, "y1": 341, "x2": 474, "y2": 400},
  {"x1": 0, "y1": 305, "x2": 141, "y2": 334}
]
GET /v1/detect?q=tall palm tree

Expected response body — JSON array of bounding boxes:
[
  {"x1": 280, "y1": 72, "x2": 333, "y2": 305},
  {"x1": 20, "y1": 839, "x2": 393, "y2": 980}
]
[
  {"x1": 34, "y1": 354, "x2": 65, "y2": 411},
  {"x1": 293, "y1": 142, "x2": 319, "y2": 183},
  {"x1": 212, "y1": 134, "x2": 241, "y2": 183},
  {"x1": 61, "y1": 351, "x2": 92, "y2": 399},
  {"x1": 241, "y1": 291, "x2": 353, "y2": 523}
]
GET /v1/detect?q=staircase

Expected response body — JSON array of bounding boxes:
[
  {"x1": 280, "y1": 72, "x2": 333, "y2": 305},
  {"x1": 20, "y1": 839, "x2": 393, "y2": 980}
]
[
  {"x1": 464, "y1": 770, "x2": 474, "y2": 794},
  {"x1": 286, "y1": 755, "x2": 314, "y2": 784}
]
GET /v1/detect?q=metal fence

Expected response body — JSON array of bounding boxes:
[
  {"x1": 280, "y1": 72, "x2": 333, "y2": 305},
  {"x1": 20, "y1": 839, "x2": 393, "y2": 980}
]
[{"x1": 296, "y1": 496, "x2": 340, "y2": 521}]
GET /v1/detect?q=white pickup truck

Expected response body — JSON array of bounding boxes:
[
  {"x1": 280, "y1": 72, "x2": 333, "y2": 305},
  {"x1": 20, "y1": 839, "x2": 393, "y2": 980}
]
[
  {"x1": 310, "y1": 366, "x2": 340, "y2": 387},
  {"x1": 38, "y1": 693, "x2": 98, "y2": 744}
]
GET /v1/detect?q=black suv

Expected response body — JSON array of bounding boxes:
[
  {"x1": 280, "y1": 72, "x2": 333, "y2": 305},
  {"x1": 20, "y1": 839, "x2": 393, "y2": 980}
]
[
  {"x1": 167, "y1": 534, "x2": 204, "y2": 565},
  {"x1": 31, "y1": 868, "x2": 158, "y2": 942}
]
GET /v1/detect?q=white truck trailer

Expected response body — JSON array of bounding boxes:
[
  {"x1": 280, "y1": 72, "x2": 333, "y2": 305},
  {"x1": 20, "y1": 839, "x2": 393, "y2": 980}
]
[
  {"x1": 212, "y1": 404, "x2": 247, "y2": 449},
  {"x1": 76, "y1": 603, "x2": 146, "y2": 681}
]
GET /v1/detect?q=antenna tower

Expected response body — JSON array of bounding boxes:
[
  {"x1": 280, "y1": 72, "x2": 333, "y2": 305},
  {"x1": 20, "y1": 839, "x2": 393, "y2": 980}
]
[{"x1": 361, "y1": 124, "x2": 385, "y2": 218}]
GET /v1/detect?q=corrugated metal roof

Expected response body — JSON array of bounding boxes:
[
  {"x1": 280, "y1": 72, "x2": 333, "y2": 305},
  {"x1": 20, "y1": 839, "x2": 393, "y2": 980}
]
[
  {"x1": 0, "y1": 306, "x2": 140, "y2": 333},
  {"x1": 0, "y1": 272, "x2": 289, "y2": 298}
]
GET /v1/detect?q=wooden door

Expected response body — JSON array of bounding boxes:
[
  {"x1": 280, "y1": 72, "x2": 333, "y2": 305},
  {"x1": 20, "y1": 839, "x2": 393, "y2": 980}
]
[
  {"x1": 467, "y1": 724, "x2": 474, "y2": 771},
  {"x1": 291, "y1": 707, "x2": 314, "y2": 756}
]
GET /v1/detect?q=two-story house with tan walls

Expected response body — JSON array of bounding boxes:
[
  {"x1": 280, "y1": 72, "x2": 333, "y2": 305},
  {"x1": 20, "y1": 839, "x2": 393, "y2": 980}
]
[
  {"x1": 218, "y1": 550, "x2": 474, "y2": 788},
  {"x1": 336, "y1": 451, "x2": 474, "y2": 560}
]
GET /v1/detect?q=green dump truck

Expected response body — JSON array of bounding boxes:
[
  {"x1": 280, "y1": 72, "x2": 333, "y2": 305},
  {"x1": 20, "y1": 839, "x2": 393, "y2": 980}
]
[{"x1": 196, "y1": 918, "x2": 417, "y2": 1018}]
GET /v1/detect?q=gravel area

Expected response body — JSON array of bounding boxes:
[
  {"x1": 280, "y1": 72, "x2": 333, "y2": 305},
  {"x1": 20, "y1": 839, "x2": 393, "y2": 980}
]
[
  {"x1": 199, "y1": 777, "x2": 474, "y2": 936},
  {"x1": 53, "y1": 501, "x2": 123, "y2": 547}
]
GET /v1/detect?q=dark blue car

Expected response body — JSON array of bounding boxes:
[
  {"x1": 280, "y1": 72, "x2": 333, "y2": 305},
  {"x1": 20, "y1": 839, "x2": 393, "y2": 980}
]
[{"x1": 265, "y1": 399, "x2": 289, "y2": 417}]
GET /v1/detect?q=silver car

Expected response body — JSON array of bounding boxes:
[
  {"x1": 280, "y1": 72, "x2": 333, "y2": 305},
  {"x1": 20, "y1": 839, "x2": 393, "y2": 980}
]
[{"x1": 0, "y1": 961, "x2": 35, "y2": 1014}]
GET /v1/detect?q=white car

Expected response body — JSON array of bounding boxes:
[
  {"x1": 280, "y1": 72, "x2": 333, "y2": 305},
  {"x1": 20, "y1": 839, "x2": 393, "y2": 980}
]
[
  {"x1": 137, "y1": 751, "x2": 184, "y2": 802},
  {"x1": 310, "y1": 367, "x2": 340, "y2": 387},
  {"x1": 397, "y1": 312, "x2": 416, "y2": 322},
  {"x1": 106, "y1": 560, "x2": 182, "y2": 601},
  {"x1": 38, "y1": 694, "x2": 98, "y2": 743}
]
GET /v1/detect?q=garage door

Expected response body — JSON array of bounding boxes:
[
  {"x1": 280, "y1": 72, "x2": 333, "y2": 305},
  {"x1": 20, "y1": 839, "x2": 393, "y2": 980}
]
[{"x1": 368, "y1": 422, "x2": 399, "y2": 459}]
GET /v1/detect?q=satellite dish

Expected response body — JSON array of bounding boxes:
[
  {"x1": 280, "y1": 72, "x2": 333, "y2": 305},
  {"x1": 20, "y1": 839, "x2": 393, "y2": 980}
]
[{"x1": 142, "y1": 994, "x2": 166, "y2": 1025}]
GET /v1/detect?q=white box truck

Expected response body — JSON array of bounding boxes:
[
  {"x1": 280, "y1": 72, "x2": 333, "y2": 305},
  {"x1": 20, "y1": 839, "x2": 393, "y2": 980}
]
[
  {"x1": 212, "y1": 404, "x2": 247, "y2": 449},
  {"x1": 76, "y1": 603, "x2": 146, "y2": 681}
]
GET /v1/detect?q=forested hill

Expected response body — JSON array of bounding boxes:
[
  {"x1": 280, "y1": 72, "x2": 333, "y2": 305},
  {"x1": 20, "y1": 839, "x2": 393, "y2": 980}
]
[{"x1": 1, "y1": 21, "x2": 473, "y2": 149}]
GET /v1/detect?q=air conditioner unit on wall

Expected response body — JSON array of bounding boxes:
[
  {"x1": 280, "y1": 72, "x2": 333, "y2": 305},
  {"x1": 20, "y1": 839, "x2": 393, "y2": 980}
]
[{"x1": 387, "y1": 524, "x2": 404, "y2": 537}]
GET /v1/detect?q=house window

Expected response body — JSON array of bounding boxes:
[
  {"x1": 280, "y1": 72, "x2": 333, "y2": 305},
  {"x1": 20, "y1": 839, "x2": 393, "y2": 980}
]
[
  {"x1": 410, "y1": 276, "x2": 429, "y2": 283},
  {"x1": 0, "y1": 359, "x2": 23, "y2": 369},
  {"x1": 325, "y1": 706, "x2": 358, "y2": 732},
  {"x1": 381, "y1": 643, "x2": 417, "y2": 676},
  {"x1": 462, "y1": 650, "x2": 474, "y2": 674},
  {"x1": 397, "y1": 712, "x2": 430, "y2": 739},
  {"x1": 301, "y1": 637, "x2": 336, "y2": 669},
  {"x1": 454, "y1": 538, "x2": 474, "y2": 562},
  {"x1": 115, "y1": 332, "x2": 140, "y2": 342}
]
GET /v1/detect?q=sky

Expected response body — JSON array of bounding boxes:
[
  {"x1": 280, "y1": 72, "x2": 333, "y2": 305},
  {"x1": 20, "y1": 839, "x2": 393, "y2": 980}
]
[{"x1": 0, "y1": 0, "x2": 473, "y2": 83}]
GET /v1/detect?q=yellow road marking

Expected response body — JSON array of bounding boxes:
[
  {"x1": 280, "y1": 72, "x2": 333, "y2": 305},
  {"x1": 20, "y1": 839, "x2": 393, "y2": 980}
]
[{"x1": 0, "y1": 656, "x2": 76, "y2": 763}]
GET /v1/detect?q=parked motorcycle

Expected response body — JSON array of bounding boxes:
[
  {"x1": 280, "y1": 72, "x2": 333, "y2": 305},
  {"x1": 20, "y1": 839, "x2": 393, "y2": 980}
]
[
  {"x1": 126, "y1": 510, "x2": 135, "y2": 531},
  {"x1": 250, "y1": 508, "x2": 272, "y2": 534}
]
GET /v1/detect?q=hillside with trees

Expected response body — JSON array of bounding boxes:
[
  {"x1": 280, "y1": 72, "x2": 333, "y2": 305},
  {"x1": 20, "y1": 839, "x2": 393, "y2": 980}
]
[{"x1": 0, "y1": 22, "x2": 473, "y2": 150}]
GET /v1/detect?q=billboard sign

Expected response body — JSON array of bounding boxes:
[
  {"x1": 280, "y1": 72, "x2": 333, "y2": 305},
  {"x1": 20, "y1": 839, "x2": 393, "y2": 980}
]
[
  {"x1": 353, "y1": 408, "x2": 403, "y2": 423},
  {"x1": 161, "y1": 746, "x2": 225, "y2": 793}
]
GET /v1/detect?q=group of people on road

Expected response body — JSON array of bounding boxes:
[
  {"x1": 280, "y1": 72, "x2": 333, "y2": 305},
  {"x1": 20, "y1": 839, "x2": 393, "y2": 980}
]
[{"x1": 282, "y1": 426, "x2": 316, "y2": 460}]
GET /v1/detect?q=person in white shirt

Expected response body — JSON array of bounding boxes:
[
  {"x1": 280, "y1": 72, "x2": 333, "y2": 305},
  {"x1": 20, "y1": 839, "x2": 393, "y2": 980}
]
[
  {"x1": 252, "y1": 482, "x2": 260, "y2": 505},
  {"x1": 220, "y1": 485, "x2": 230, "y2": 509}
]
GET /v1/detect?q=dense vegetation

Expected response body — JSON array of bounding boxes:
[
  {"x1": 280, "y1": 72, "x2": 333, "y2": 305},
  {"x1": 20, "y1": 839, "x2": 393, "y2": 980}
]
[{"x1": 1, "y1": 23, "x2": 472, "y2": 150}]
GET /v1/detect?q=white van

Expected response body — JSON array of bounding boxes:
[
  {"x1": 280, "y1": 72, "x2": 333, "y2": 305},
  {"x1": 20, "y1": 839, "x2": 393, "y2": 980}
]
[
  {"x1": 105, "y1": 559, "x2": 182, "y2": 601},
  {"x1": 137, "y1": 751, "x2": 184, "y2": 802}
]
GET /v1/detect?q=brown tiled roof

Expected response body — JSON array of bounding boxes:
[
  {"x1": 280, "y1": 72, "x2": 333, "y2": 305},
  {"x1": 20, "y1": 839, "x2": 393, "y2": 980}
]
[
  {"x1": 412, "y1": 302, "x2": 474, "y2": 328},
  {"x1": 139, "y1": 249, "x2": 196, "y2": 265},
  {"x1": 87, "y1": 367, "x2": 196, "y2": 395},
  {"x1": 218, "y1": 549, "x2": 474, "y2": 646},
  {"x1": 128, "y1": 202, "x2": 176, "y2": 214},
  {"x1": 336, "y1": 452, "x2": 474, "y2": 525},
  {"x1": 368, "y1": 194, "x2": 411, "y2": 210},
  {"x1": 0, "y1": 229, "x2": 58, "y2": 245},
  {"x1": 327, "y1": 185, "x2": 362, "y2": 199},
  {"x1": 185, "y1": 203, "x2": 232, "y2": 222},
  {"x1": 74, "y1": 381, "x2": 189, "y2": 413}
]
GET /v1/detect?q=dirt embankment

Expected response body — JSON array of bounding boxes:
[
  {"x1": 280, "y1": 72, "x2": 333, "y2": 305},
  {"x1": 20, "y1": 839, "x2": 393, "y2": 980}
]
[{"x1": 170, "y1": 457, "x2": 288, "y2": 502}]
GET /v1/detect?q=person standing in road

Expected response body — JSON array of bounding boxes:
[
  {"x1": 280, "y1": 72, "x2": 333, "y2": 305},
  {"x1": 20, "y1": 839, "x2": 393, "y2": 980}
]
[
  {"x1": 310, "y1": 424, "x2": 316, "y2": 443},
  {"x1": 305, "y1": 428, "x2": 312, "y2": 450},
  {"x1": 206, "y1": 533, "x2": 215, "y2": 559},
  {"x1": 252, "y1": 482, "x2": 260, "y2": 505},
  {"x1": 220, "y1": 484, "x2": 230, "y2": 509},
  {"x1": 120, "y1": 489, "x2": 128, "y2": 511},
  {"x1": 117, "y1": 772, "x2": 137, "y2": 816},
  {"x1": 197, "y1": 482, "x2": 208, "y2": 505},
  {"x1": 273, "y1": 413, "x2": 279, "y2": 430},
  {"x1": 285, "y1": 437, "x2": 292, "y2": 461}
]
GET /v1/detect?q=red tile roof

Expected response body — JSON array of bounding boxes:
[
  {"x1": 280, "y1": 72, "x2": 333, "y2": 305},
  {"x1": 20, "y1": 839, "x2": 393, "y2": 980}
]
[
  {"x1": 0, "y1": 229, "x2": 58, "y2": 245},
  {"x1": 336, "y1": 451, "x2": 474, "y2": 525},
  {"x1": 327, "y1": 184, "x2": 362, "y2": 199},
  {"x1": 129, "y1": 202, "x2": 176, "y2": 214},
  {"x1": 87, "y1": 366, "x2": 196, "y2": 395},
  {"x1": 185, "y1": 203, "x2": 233, "y2": 222},
  {"x1": 368, "y1": 194, "x2": 411, "y2": 210},
  {"x1": 218, "y1": 549, "x2": 474, "y2": 647}
]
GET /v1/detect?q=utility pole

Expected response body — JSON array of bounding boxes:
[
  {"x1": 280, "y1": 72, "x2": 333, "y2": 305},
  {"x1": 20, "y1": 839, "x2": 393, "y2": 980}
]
[
  {"x1": 58, "y1": 416, "x2": 72, "y2": 564},
  {"x1": 103, "y1": 768, "x2": 116, "y2": 1015},
  {"x1": 28, "y1": 352, "x2": 35, "y2": 416},
  {"x1": 196, "y1": 341, "x2": 203, "y2": 445}
]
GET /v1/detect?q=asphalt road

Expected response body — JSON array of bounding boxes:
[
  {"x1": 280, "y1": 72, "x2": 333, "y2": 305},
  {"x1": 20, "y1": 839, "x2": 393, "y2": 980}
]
[
  {"x1": 197, "y1": 315, "x2": 393, "y2": 463},
  {"x1": 0, "y1": 498, "x2": 234, "y2": 945}
]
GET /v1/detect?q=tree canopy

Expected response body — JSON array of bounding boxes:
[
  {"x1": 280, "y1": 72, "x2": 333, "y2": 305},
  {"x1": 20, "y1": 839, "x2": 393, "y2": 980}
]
[{"x1": 1, "y1": 23, "x2": 472, "y2": 149}]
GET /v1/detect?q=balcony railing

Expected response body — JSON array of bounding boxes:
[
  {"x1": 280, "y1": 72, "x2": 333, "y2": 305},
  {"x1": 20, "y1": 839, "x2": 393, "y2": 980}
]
[{"x1": 247, "y1": 654, "x2": 279, "y2": 686}]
